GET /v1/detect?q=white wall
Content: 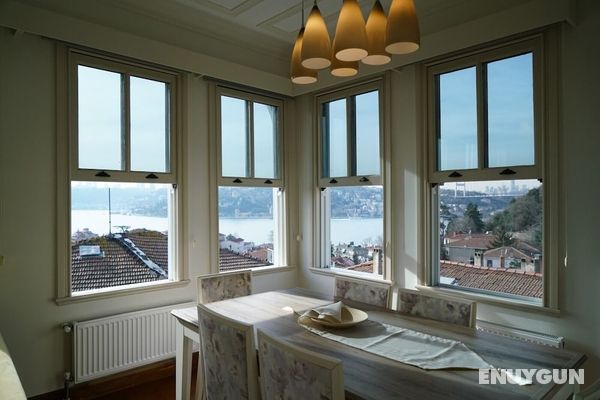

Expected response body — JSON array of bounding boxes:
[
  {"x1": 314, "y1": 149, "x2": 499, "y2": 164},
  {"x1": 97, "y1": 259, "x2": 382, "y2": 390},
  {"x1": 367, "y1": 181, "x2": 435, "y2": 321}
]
[
  {"x1": 296, "y1": 0, "x2": 600, "y2": 386},
  {"x1": 0, "y1": 28, "x2": 296, "y2": 396}
]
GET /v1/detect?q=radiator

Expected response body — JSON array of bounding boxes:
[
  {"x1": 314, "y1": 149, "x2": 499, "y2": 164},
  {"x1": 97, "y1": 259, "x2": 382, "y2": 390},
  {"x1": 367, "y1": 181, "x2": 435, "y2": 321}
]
[
  {"x1": 476, "y1": 320, "x2": 565, "y2": 348},
  {"x1": 71, "y1": 302, "x2": 195, "y2": 383}
]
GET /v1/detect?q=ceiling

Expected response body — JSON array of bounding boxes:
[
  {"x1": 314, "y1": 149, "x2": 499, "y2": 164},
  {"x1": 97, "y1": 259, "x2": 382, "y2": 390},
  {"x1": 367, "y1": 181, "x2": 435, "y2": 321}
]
[{"x1": 18, "y1": 0, "x2": 529, "y2": 77}]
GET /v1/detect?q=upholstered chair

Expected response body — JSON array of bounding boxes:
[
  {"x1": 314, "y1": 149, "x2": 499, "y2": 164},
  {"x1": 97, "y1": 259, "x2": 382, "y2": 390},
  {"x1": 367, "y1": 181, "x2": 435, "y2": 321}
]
[
  {"x1": 197, "y1": 270, "x2": 252, "y2": 304},
  {"x1": 396, "y1": 288, "x2": 477, "y2": 328},
  {"x1": 196, "y1": 303, "x2": 259, "y2": 400},
  {"x1": 257, "y1": 329, "x2": 344, "y2": 400},
  {"x1": 334, "y1": 276, "x2": 391, "y2": 308}
]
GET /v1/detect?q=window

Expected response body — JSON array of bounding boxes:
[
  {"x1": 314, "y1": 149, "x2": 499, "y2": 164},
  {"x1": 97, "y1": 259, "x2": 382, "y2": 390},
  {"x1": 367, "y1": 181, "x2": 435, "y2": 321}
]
[
  {"x1": 66, "y1": 52, "x2": 180, "y2": 296},
  {"x1": 317, "y1": 82, "x2": 385, "y2": 278},
  {"x1": 427, "y1": 37, "x2": 552, "y2": 304},
  {"x1": 216, "y1": 88, "x2": 285, "y2": 272}
]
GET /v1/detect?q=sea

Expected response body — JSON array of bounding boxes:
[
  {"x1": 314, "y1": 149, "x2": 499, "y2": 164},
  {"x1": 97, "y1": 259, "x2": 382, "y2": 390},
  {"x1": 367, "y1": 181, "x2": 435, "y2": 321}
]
[{"x1": 72, "y1": 210, "x2": 383, "y2": 245}]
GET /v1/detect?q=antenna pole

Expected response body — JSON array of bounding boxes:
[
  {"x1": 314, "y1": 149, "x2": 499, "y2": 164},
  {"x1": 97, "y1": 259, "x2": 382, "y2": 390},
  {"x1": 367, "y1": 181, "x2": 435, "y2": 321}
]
[{"x1": 108, "y1": 187, "x2": 112, "y2": 235}]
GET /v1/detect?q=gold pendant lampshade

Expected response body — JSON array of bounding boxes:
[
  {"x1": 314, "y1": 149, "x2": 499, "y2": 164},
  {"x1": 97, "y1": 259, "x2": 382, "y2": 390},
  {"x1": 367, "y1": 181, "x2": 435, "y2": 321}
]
[
  {"x1": 385, "y1": 0, "x2": 420, "y2": 55},
  {"x1": 330, "y1": 39, "x2": 358, "y2": 77},
  {"x1": 301, "y1": 2, "x2": 332, "y2": 70},
  {"x1": 362, "y1": 0, "x2": 391, "y2": 65},
  {"x1": 291, "y1": 28, "x2": 318, "y2": 84},
  {"x1": 333, "y1": 0, "x2": 368, "y2": 62}
]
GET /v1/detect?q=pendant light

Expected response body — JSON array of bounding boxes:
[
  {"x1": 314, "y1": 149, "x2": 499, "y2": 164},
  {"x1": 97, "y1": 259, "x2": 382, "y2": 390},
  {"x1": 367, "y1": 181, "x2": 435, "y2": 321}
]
[
  {"x1": 333, "y1": 0, "x2": 368, "y2": 62},
  {"x1": 385, "y1": 0, "x2": 420, "y2": 55},
  {"x1": 330, "y1": 39, "x2": 358, "y2": 77},
  {"x1": 291, "y1": 2, "x2": 318, "y2": 84},
  {"x1": 362, "y1": 0, "x2": 391, "y2": 65},
  {"x1": 301, "y1": 1, "x2": 332, "y2": 70}
]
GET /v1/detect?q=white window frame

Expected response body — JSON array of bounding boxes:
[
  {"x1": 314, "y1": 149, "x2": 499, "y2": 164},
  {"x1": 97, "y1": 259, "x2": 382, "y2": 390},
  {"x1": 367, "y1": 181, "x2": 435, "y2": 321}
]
[
  {"x1": 56, "y1": 47, "x2": 186, "y2": 303},
  {"x1": 211, "y1": 85, "x2": 288, "y2": 273},
  {"x1": 315, "y1": 79, "x2": 391, "y2": 281},
  {"x1": 422, "y1": 32, "x2": 560, "y2": 310}
]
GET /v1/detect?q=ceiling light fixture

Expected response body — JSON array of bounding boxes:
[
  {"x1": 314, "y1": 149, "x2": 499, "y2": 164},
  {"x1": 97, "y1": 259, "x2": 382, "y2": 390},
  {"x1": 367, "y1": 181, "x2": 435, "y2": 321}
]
[
  {"x1": 333, "y1": 0, "x2": 368, "y2": 62},
  {"x1": 330, "y1": 39, "x2": 359, "y2": 77},
  {"x1": 362, "y1": 0, "x2": 391, "y2": 66},
  {"x1": 301, "y1": 1, "x2": 332, "y2": 70},
  {"x1": 291, "y1": 1, "x2": 318, "y2": 84},
  {"x1": 385, "y1": 0, "x2": 420, "y2": 55},
  {"x1": 291, "y1": 0, "x2": 420, "y2": 84}
]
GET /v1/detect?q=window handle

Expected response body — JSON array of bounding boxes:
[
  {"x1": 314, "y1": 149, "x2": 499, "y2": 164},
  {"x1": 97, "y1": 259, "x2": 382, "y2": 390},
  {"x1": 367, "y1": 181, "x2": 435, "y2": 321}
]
[
  {"x1": 95, "y1": 171, "x2": 110, "y2": 178},
  {"x1": 145, "y1": 173, "x2": 158, "y2": 179},
  {"x1": 499, "y1": 168, "x2": 516, "y2": 175},
  {"x1": 233, "y1": 178, "x2": 242, "y2": 183},
  {"x1": 359, "y1": 176, "x2": 370, "y2": 183},
  {"x1": 329, "y1": 178, "x2": 338, "y2": 184},
  {"x1": 448, "y1": 171, "x2": 462, "y2": 178},
  {"x1": 264, "y1": 179, "x2": 273, "y2": 184}
]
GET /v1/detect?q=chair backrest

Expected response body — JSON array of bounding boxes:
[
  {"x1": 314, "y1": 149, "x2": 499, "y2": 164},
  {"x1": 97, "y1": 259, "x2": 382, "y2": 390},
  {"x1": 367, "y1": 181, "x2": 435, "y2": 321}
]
[
  {"x1": 396, "y1": 288, "x2": 477, "y2": 328},
  {"x1": 334, "y1": 276, "x2": 391, "y2": 308},
  {"x1": 257, "y1": 329, "x2": 344, "y2": 400},
  {"x1": 197, "y1": 270, "x2": 252, "y2": 304},
  {"x1": 197, "y1": 304, "x2": 259, "y2": 400}
]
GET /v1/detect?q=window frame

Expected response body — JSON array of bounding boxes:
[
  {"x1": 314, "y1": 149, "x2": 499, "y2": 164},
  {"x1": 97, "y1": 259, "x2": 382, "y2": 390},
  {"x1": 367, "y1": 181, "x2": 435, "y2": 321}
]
[
  {"x1": 422, "y1": 32, "x2": 560, "y2": 309},
  {"x1": 315, "y1": 80, "x2": 390, "y2": 280},
  {"x1": 212, "y1": 85, "x2": 288, "y2": 273},
  {"x1": 56, "y1": 47, "x2": 186, "y2": 302}
]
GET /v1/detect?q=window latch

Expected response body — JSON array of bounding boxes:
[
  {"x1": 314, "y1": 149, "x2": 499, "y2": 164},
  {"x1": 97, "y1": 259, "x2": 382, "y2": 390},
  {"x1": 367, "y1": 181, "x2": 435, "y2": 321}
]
[
  {"x1": 264, "y1": 179, "x2": 273, "y2": 184},
  {"x1": 329, "y1": 178, "x2": 338, "y2": 184},
  {"x1": 145, "y1": 173, "x2": 158, "y2": 179},
  {"x1": 95, "y1": 171, "x2": 110, "y2": 178},
  {"x1": 448, "y1": 171, "x2": 462, "y2": 178},
  {"x1": 233, "y1": 178, "x2": 242, "y2": 183},
  {"x1": 499, "y1": 168, "x2": 516, "y2": 175},
  {"x1": 359, "y1": 176, "x2": 370, "y2": 183}
]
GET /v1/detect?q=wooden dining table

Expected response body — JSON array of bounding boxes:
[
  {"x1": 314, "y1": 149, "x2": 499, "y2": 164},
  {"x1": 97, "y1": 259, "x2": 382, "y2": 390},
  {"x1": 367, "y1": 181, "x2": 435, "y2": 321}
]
[{"x1": 170, "y1": 288, "x2": 586, "y2": 400}]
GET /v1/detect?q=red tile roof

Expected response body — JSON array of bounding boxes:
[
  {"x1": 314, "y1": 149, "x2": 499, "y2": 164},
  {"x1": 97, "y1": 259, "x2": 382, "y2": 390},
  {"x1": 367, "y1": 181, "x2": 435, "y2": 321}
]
[
  {"x1": 445, "y1": 234, "x2": 494, "y2": 249},
  {"x1": 72, "y1": 231, "x2": 167, "y2": 292},
  {"x1": 219, "y1": 248, "x2": 271, "y2": 271},
  {"x1": 440, "y1": 260, "x2": 542, "y2": 298}
]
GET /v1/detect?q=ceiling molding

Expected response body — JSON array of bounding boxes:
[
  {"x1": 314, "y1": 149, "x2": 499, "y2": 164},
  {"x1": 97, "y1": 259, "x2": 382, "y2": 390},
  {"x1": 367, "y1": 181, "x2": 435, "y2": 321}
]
[{"x1": 176, "y1": 0, "x2": 263, "y2": 17}]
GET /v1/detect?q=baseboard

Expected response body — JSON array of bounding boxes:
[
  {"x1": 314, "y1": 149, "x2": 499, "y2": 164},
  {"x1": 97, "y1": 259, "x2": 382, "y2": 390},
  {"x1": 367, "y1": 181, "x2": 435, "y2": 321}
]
[{"x1": 29, "y1": 353, "x2": 199, "y2": 400}]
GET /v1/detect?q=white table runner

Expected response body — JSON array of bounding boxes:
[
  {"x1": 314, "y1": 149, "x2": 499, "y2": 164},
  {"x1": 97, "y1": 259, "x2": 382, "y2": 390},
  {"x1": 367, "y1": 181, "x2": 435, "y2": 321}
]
[{"x1": 299, "y1": 317, "x2": 492, "y2": 370}]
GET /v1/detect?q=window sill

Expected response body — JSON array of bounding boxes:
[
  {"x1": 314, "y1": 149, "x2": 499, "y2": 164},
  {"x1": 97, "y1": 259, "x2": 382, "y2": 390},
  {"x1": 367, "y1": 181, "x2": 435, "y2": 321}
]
[
  {"x1": 415, "y1": 285, "x2": 560, "y2": 315},
  {"x1": 309, "y1": 267, "x2": 392, "y2": 285},
  {"x1": 251, "y1": 265, "x2": 295, "y2": 276},
  {"x1": 56, "y1": 279, "x2": 190, "y2": 305}
]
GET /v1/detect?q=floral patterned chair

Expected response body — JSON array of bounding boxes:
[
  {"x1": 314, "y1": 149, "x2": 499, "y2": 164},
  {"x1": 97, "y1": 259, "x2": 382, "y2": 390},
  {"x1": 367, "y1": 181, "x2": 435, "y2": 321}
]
[
  {"x1": 257, "y1": 329, "x2": 345, "y2": 400},
  {"x1": 396, "y1": 288, "x2": 477, "y2": 328},
  {"x1": 198, "y1": 270, "x2": 252, "y2": 304},
  {"x1": 196, "y1": 303, "x2": 260, "y2": 400},
  {"x1": 334, "y1": 276, "x2": 391, "y2": 308}
]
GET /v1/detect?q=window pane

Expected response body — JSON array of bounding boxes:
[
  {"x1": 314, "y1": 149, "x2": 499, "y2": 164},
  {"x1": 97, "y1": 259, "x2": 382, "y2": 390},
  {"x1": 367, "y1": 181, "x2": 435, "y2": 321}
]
[
  {"x1": 327, "y1": 186, "x2": 383, "y2": 276},
  {"x1": 218, "y1": 187, "x2": 279, "y2": 271},
  {"x1": 437, "y1": 67, "x2": 478, "y2": 171},
  {"x1": 221, "y1": 96, "x2": 247, "y2": 177},
  {"x1": 355, "y1": 91, "x2": 380, "y2": 176},
  {"x1": 71, "y1": 181, "x2": 173, "y2": 293},
  {"x1": 437, "y1": 179, "x2": 543, "y2": 299},
  {"x1": 323, "y1": 99, "x2": 347, "y2": 177},
  {"x1": 130, "y1": 77, "x2": 169, "y2": 172},
  {"x1": 487, "y1": 53, "x2": 535, "y2": 167},
  {"x1": 78, "y1": 66, "x2": 123, "y2": 170},
  {"x1": 253, "y1": 102, "x2": 278, "y2": 179}
]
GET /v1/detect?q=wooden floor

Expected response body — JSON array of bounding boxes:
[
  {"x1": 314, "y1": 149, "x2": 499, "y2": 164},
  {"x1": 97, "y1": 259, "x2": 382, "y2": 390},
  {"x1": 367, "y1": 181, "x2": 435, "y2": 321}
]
[{"x1": 31, "y1": 356, "x2": 198, "y2": 400}]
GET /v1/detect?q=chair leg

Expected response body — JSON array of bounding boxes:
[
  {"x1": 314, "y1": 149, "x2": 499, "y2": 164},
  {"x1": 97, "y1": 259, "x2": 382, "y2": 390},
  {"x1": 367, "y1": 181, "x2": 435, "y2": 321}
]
[{"x1": 195, "y1": 349, "x2": 205, "y2": 400}]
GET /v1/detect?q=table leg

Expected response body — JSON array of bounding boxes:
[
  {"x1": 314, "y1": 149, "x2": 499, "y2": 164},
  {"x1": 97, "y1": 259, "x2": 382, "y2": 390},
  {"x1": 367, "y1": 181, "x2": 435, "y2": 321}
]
[{"x1": 176, "y1": 321, "x2": 193, "y2": 400}]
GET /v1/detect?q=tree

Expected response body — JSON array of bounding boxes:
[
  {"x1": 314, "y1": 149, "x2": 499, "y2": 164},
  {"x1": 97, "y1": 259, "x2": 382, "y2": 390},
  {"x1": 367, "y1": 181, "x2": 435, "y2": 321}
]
[
  {"x1": 463, "y1": 203, "x2": 485, "y2": 233},
  {"x1": 488, "y1": 224, "x2": 516, "y2": 249}
]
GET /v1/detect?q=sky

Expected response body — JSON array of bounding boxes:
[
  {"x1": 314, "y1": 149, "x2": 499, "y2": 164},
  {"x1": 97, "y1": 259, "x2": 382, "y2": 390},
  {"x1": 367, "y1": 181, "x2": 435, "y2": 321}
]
[{"x1": 438, "y1": 53, "x2": 534, "y2": 170}]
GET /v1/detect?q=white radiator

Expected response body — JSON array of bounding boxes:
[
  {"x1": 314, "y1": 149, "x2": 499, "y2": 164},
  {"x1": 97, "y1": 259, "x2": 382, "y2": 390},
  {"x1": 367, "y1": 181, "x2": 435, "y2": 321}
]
[
  {"x1": 71, "y1": 302, "x2": 195, "y2": 383},
  {"x1": 477, "y1": 320, "x2": 565, "y2": 348}
]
